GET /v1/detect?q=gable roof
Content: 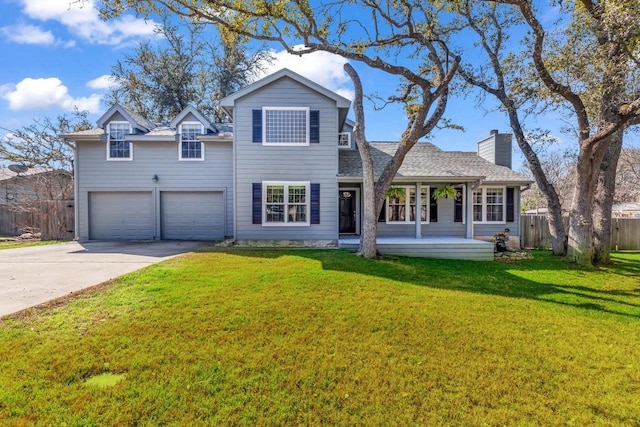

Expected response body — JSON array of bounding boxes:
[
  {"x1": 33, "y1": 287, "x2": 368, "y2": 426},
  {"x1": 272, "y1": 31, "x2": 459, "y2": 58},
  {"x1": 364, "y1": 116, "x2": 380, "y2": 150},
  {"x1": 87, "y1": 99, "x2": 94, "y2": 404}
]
[
  {"x1": 0, "y1": 167, "x2": 70, "y2": 182},
  {"x1": 169, "y1": 105, "x2": 216, "y2": 132},
  {"x1": 219, "y1": 68, "x2": 352, "y2": 109},
  {"x1": 96, "y1": 104, "x2": 155, "y2": 132},
  {"x1": 339, "y1": 142, "x2": 531, "y2": 184}
]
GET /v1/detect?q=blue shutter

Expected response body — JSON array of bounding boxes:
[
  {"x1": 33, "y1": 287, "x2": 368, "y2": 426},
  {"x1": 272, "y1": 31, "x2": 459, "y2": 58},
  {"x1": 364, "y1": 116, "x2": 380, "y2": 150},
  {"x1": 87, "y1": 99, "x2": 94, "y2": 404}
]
[
  {"x1": 310, "y1": 110, "x2": 320, "y2": 143},
  {"x1": 506, "y1": 187, "x2": 515, "y2": 222},
  {"x1": 252, "y1": 183, "x2": 262, "y2": 224},
  {"x1": 378, "y1": 200, "x2": 386, "y2": 222},
  {"x1": 429, "y1": 187, "x2": 438, "y2": 222},
  {"x1": 252, "y1": 109, "x2": 262, "y2": 143},
  {"x1": 310, "y1": 183, "x2": 320, "y2": 224},
  {"x1": 454, "y1": 186, "x2": 463, "y2": 223}
]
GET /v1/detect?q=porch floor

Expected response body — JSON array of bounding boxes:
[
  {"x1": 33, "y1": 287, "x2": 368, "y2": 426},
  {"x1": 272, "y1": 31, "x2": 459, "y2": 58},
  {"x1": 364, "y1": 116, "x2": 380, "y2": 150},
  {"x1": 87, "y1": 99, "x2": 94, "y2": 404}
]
[{"x1": 338, "y1": 235, "x2": 495, "y2": 261}]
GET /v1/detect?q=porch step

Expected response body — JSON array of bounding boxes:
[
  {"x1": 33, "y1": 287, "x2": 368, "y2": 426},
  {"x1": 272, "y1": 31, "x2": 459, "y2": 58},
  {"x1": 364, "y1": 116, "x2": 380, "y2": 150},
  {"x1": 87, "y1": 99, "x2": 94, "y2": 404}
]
[{"x1": 338, "y1": 236, "x2": 494, "y2": 261}]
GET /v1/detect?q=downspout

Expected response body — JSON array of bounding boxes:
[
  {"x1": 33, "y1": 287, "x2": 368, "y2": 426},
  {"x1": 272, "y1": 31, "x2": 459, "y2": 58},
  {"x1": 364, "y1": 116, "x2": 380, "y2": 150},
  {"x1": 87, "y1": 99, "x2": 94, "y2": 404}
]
[
  {"x1": 69, "y1": 138, "x2": 79, "y2": 241},
  {"x1": 415, "y1": 182, "x2": 422, "y2": 239}
]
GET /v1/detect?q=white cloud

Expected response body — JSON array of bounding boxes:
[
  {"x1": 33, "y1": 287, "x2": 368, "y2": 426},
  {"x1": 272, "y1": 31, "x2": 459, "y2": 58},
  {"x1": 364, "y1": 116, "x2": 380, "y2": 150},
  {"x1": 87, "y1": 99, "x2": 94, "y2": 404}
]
[
  {"x1": 0, "y1": 23, "x2": 55, "y2": 45},
  {"x1": 2, "y1": 77, "x2": 102, "y2": 113},
  {"x1": 19, "y1": 0, "x2": 159, "y2": 45},
  {"x1": 261, "y1": 46, "x2": 354, "y2": 100},
  {"x1": 86, "y1": 74, "x2": 118, "y2": 90}
]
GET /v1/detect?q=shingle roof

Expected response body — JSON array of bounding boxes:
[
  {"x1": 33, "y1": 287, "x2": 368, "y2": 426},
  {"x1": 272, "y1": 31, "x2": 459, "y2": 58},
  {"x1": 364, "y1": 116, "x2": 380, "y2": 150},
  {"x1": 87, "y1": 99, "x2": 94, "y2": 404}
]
[
  {"x1": 339, "y1": 142, "x2": 531, "y2": 184},
  {"x1": 0, "y1": 167, "x2": 60, "y2": 182}
]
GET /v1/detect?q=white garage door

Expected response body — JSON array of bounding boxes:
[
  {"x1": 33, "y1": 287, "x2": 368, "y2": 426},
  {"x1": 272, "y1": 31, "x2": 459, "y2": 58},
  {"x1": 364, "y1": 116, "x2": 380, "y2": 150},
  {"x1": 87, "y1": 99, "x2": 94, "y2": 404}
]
[
  {"x1": 161, "y1": 191, "x2": 225, "y2": 240},
  {"x1": 89, "y1": 192, "x2": 154, "y2": 240}
]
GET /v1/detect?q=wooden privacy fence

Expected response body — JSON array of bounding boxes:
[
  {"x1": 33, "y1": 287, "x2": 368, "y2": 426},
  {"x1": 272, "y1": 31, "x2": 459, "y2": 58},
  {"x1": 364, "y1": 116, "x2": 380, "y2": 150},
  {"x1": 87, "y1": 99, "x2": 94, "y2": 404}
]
[
  {"x1": 521, "y1": 215, "x2": 640, "y2": 250},
  {"x1": 0, "y1": 200, "x2": 74, "y2": 240}
]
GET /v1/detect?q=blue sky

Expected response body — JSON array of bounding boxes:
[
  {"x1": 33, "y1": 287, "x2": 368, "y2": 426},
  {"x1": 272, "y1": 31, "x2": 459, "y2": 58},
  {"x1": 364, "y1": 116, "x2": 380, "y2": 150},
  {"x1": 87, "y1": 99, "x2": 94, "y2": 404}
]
[{"x1": 0, "y1": 0, "x2": 580, "y2": 170}]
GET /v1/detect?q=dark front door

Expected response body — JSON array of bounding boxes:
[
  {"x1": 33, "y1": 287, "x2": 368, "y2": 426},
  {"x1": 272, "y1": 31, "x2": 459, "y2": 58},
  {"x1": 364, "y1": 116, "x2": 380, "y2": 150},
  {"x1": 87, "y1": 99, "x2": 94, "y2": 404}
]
[{"x1": 339, "y1": 190, "x2": 356, "y2": 234}]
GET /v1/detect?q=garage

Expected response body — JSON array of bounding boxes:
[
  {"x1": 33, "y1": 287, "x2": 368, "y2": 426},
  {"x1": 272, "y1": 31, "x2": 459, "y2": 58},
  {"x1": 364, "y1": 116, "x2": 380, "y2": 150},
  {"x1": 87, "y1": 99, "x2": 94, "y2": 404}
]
[
  {"x1": 161, "y1": 191, "x2": 225, "y2": 240},
  {"x1": 89, "y1": 192, "x2": 154, "y2": 240}
]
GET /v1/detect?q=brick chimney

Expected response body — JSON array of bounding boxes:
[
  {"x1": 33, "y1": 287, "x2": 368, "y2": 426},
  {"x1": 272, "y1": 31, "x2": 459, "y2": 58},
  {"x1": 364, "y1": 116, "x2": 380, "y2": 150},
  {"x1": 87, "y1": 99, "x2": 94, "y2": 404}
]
[{"x1": 477, "y1": 130, "x2": 513, "y2": 169}]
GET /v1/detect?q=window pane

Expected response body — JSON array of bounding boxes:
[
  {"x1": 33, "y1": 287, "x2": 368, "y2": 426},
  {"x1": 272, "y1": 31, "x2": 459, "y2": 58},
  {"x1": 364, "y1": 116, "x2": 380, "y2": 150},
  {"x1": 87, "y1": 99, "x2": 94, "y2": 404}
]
[
  {"x1": 288, "y1": 185, "x2": 306, "y2": 203},
  {"x1": 473, "y1": 190, "x2": 483, "y2": 221},
  {"x1": 266, "y1": 186, "x2": 284, "y2": 203},
  {"x1": 487, "y1": 205, "x2": 503, "y2": 222},
  {"x1": 288, "y1": 205, "x2": 306, "y2": 222},
  {"x1": 387, "y1": 188, "x2": 406, "y2": 222},
  {"x1": 421, "y1": 189, "x2": 429, "y2": 222},
  {"x1": 265, "y1": 109, "x2": 307, "y2": 144},
  {"x1": 266, "y1": 204, "x2": 284, "y2": 222},
  {"x1": 485, "y1": 188, "x2": 504, "y2": 222},
  {"x1": 473, "y1": 205, "x2": 483, "y2": 221}
]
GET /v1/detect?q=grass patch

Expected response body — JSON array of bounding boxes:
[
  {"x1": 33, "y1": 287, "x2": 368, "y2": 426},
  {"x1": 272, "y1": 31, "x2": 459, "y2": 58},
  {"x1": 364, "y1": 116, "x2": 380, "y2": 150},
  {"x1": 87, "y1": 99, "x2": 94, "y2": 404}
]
[
  {"x1": 0, "y1": 239, "x2": 66, "y2": 250},
  {"x1": 1, "y1": 249, "x2": 639, "y2": 425}
]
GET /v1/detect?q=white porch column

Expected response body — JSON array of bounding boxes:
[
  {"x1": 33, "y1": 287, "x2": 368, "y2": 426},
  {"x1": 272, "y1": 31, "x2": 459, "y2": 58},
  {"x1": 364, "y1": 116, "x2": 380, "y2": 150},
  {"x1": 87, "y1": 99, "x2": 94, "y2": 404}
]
[
  {"x1": 415, "y1": 182, "x2": 422, "y2": 239},
  {"x1": 465, "y1": 183, "x2": 474, "y2": 239}
]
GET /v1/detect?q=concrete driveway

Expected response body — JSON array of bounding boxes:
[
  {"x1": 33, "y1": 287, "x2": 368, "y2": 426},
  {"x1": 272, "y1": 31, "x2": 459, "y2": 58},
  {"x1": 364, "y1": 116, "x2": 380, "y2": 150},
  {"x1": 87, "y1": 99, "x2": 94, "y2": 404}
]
[{"x1": 0, "y1": 241, "x2": 204, "y2": 318}]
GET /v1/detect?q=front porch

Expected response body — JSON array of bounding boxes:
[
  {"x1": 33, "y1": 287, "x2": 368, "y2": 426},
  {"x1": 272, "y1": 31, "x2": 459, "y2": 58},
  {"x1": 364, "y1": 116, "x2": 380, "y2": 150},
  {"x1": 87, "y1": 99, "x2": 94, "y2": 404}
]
[{"x1": 338, "y1": 235, "x2": 495, "y2": 261}]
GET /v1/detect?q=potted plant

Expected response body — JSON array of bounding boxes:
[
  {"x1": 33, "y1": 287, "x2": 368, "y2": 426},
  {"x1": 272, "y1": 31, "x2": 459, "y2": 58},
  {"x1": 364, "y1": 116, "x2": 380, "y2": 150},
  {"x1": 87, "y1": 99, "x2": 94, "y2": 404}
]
[
  {"x1": 432, "y1": 184, "x2": 458, "y2": 200},
  {"x1": 493, "y1": 228, "x2": 510, "y2": 252}
]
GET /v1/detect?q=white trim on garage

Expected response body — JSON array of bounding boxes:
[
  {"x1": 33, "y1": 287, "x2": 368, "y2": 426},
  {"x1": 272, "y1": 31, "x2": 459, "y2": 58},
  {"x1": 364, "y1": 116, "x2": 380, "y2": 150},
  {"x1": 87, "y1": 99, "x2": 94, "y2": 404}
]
[
  {"x1": 89, "y1": 191, "x2": 154, "y2": 240},
  {"x1": 160, "y1": 191, "x2": 225, "y2": 240}
]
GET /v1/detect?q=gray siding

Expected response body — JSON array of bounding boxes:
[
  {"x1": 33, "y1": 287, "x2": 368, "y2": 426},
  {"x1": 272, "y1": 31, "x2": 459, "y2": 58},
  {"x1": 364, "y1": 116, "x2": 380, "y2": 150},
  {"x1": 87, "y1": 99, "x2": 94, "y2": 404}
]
[
  {"x1": 76, "y1": 139, "x2": 233, "y2": 240},
  {"x1": 478, "y1": 132, "x2": 513, "y2": 169},
  {"x1": 234, "y1": 77, "x2": 339, "y2": 241}
]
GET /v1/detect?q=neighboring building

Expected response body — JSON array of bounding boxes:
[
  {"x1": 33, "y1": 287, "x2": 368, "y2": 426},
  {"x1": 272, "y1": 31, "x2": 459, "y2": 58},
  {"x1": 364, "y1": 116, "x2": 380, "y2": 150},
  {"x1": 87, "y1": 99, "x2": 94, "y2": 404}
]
[
  {"x1": 64, "y1": 68, "x2": 531, "y2": 259},
  {"x1": 0, "y1": 167, "x2": 73, "y2": 237}
]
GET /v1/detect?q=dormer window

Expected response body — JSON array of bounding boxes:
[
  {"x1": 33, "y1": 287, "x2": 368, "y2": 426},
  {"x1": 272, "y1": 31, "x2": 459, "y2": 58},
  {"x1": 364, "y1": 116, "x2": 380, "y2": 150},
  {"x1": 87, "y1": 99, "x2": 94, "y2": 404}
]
[
  {"x1": 338, "y1": 132, "x2": 351, "y2": 149},
  {"x1": 179, "y1": 122, "x2": 204, "y2": 160},
  {"x1": 107, "y1": 122, "x2": 132, "y2": 161}
]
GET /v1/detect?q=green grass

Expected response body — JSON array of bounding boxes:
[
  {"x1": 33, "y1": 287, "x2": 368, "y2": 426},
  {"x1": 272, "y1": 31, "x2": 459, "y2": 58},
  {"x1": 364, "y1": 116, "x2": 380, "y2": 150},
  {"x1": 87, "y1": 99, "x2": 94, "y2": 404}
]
[
  {"x1": 1, "y1": 249, "x2": 639, "y2": 425},
  {"x1": 0, "y1": 239, "x2": 66, "y2": 250}
]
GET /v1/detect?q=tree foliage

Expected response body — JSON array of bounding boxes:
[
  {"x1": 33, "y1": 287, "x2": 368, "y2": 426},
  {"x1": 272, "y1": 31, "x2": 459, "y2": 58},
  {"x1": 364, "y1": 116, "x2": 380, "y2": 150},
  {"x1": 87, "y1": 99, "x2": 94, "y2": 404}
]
[
  {"x1": 454, "y1": 0, "x2": 640, "y2": 265},
  {"x1": 106, "y1": 13, "x2": 271, "y2": 123},
  {"x1": 0, "y1": 109, "x2": 93, "y2": 171}
]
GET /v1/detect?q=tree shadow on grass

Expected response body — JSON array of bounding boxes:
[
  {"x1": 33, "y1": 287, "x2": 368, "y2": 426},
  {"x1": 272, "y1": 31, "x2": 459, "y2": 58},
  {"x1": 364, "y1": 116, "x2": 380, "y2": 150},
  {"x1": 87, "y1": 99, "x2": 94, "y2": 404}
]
[{"x1": 200, "y1": 247, "x2": 640, "y2": 320}]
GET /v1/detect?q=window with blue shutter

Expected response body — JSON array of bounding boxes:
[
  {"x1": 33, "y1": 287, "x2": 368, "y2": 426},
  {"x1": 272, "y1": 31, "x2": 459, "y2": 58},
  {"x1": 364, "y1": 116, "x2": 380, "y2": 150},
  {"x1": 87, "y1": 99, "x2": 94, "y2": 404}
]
[
  {"x1": 506, "y1": 187, "x2": 515, "y2": 222},
  {"x1": 454, "y1": 186, "x2": 463, "y2": 222},
  {"x1": 429, "y1": 187, "x2": 438, "y2": 223},
  {"x1": 310, "y1": 110, "x2": 319, "y2": 143},
  {"x1": 252, "y1": 110, "x2": 262, "y2": 143},
  {"x1": 311, "y1": 183, "x2": 320, "y2": 224},
  {"x1": 252, "y1": 183, "x2": 262, "y2": 224}
]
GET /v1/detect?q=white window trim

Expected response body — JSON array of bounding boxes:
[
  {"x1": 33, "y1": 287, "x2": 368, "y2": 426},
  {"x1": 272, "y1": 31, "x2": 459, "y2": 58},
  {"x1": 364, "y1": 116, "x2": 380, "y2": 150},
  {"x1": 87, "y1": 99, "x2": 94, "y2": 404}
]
[
  {"x1": 262, "y1": 107, "x2": 310, "y2": 146},
  {"x1": 106, "y1": 121, "x2": 133, "y2": 161},
  {"x1": 338, "y1": 132, "x2": 351, "y2": 149},
  {"x1": 473, "y1": 186, "x2": 507, "y2": 224},
  {"x1": 262, "y1": 181, "x2": 310, "y2": 226},
  {"x1": 385, "y1": 185, "x2": 430, "y2": 224},
  {"x1": 178, "y1": 121, "x2": 205, "y2": 161}
]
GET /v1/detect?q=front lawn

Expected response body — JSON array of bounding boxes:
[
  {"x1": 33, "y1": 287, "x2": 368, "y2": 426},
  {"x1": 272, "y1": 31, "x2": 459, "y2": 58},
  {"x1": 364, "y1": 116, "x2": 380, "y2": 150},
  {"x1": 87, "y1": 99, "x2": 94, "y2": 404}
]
[
  {"x1": 0, "y1": 239, "x2": 66, "y2": 250},
  {"x1": 1, "y1": 249, "x2": 639, "y2": 425}
]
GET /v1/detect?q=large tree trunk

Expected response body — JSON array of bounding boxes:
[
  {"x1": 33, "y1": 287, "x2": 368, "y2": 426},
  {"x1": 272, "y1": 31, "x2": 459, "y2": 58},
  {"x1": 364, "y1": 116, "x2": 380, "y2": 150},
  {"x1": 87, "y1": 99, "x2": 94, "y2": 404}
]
[
  {"x1": 567, "y1": 144, "x2": 609, "y2": 264},
  {"x1": 593, "y1": 130, "x2": 623, "y2": 264}
]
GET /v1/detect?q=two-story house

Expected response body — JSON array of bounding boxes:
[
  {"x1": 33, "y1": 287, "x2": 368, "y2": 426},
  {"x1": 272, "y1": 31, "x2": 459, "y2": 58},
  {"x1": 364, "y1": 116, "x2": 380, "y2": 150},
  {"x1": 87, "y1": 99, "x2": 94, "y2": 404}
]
[{"x1": 64, "y1": 68, "x2": 530, "y2": 260}]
